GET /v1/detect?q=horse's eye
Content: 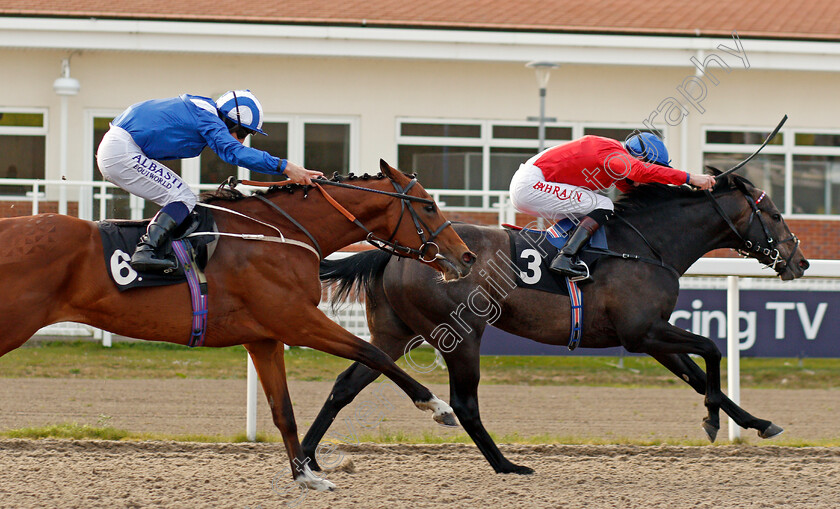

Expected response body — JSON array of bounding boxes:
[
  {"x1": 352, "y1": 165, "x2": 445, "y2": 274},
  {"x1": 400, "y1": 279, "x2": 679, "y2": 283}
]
[
  {"x1": 424, "y1": 205, "x2": 435, "y2": 213},
  {"x1": 772, "y1": 213, "x2": 781, "y2": 221}
]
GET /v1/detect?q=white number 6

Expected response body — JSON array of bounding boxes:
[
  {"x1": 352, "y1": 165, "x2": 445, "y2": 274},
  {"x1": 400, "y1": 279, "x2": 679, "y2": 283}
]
[{"x1": 110, "y1": 249, "x2": 138, "y2": 286}]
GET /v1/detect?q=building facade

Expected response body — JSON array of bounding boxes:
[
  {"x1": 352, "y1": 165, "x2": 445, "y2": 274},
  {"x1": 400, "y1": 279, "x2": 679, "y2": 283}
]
[{"x1": 2, "y1": 2, "x2": 840, "y2": 257}]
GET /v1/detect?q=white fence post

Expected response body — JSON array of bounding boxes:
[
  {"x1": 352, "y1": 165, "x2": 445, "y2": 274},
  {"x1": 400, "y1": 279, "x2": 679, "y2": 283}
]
[
  {"x1": 726, "y1": 275, "x2": 741, "y2": 441},
  {"x1": 246, "y1": 354, "x2": 258, "y2": 442}
]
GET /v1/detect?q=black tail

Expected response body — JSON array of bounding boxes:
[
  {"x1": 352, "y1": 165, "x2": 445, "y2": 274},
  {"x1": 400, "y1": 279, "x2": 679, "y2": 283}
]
[{"x1": 320, "y1": 250, "x2": 393, "y2": 307}]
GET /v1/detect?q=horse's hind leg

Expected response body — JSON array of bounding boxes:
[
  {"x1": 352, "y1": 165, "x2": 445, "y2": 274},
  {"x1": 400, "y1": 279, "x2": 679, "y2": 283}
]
[
  {"x1": 290, "y1": 306, "x2": 456, "y2": 426},
  {"x1": 244, "y1": 340, "x2": 335, "y2": 492},
  {"x1": 651, "y1": 352, "x2": 782, "y2": 439}
]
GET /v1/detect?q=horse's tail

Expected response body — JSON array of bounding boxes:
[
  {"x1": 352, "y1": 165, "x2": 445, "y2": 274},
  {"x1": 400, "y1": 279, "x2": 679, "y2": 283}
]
[{"x1": 320, "y1": 250, "x2": 392, "y2": 306}]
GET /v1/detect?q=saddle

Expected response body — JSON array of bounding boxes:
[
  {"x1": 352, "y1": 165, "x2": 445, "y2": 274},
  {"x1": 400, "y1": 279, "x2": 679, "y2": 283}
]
[
  {"x1": 503, "y1": 219, "x2": 608, "y2": 295},
  {"x1": 98, "y1": 207, "x2": 219, "y2": 291}
]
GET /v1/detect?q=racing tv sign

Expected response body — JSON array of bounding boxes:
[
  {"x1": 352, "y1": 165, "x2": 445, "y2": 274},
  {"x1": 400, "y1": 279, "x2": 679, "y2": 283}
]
[{"x1": 672, "y1": 289, "x2": 837, "y2": 358}]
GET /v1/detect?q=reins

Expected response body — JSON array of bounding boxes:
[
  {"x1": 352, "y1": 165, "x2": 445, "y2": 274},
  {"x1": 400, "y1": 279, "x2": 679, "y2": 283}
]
[{"x1": 232, "y1": 176, "x2": 450, "y2": 263}]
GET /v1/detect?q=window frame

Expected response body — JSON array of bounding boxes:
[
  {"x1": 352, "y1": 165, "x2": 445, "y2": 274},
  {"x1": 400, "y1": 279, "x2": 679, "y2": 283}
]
[
  {"x1": 0, "y1": 107, "x2": 49, "y2": 199},
  {"x1": 702, "y1": 125, "x2": 840, "y2": 220},
  {"x1": 238, "y1": 114, "x2": 360, "y2": 181},
  {"x1": 397, "y1": 117, "x2": 576, "y2": 210}
]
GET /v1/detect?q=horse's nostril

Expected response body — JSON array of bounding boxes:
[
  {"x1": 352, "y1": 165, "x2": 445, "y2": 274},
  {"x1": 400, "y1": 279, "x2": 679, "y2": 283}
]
[
  {"x1": 800, "y1": 259, "x2": 810, "y2": 270},
  {"x1": 462, "y1": 252, "x2": 476, "y2": 265}
]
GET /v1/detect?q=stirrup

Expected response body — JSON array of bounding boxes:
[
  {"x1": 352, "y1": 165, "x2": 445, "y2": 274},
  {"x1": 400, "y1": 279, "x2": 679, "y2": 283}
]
[{"x1": 567, "y1": 261, "x2": 590, "y2": 282}]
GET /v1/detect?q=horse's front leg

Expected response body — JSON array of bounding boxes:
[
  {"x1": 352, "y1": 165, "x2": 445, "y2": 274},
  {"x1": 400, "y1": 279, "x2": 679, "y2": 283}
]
[
  {"x1": 650, "y1": 352, "x2": 783, "y2": 440},
  {"x1": 244, "y1": 340, "x2": 336, "y2": 492},
  {"x1": 627, "y1": 322, "x2": 723, "y2": 442}
]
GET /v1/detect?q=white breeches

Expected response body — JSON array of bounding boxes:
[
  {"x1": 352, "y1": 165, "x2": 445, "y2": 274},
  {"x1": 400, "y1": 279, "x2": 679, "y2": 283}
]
[
  {"x1": 96, "y1": 125, "x2": 197, "y2": 211},
  {"x1": 509, "y1": 163, "x2": 613, "y2": 222}
]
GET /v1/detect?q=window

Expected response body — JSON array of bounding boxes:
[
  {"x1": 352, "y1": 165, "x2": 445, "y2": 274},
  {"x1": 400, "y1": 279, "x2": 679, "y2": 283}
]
[
  {"x1": 397, "y1": 119, "x2": 572, "y2": 208},
  {"x1": 704, "y1": 128, "x2": 840, "y2": 216},
  {"x1": 201, "y1": 118, "x2": 355, "y2": 183},
  {"x1": 0, "y1": 110, "x2": 47, "y2": 197}
]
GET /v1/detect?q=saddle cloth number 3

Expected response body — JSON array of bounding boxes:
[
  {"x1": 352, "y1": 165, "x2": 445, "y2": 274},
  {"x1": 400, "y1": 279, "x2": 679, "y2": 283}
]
[
  {"x1": 519, "y1": 248, "x2": 542, "y2": 285},
  {"x1": 111, "y1": 249, "x2": 139, "y2": 286}
]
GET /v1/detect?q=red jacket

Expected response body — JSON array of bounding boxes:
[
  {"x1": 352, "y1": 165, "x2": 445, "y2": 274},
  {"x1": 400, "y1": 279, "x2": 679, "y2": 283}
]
[{"x1": 531, "y1": 135, "x2": 689, "y2": 193}]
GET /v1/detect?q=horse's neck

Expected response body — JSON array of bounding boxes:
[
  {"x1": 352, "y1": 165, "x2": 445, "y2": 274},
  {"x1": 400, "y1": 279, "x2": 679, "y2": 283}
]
[
  {"x1": 613, "y1": 198, "x2": 738, "y2": 275},
  {"x1": 262, "y1": 183, "x2": 394, "y2": 256}
]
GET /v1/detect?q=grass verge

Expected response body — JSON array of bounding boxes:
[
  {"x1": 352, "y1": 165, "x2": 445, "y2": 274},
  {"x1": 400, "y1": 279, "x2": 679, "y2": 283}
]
[
  {"x1": 3, "y1": 423, "x2": 838, "y2": 447},
  {"x1": 2, "y1": 341, "x2": 839, "y2": 389}
]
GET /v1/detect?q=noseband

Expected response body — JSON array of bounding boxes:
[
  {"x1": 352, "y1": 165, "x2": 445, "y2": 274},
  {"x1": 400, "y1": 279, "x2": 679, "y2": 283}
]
[{"x1": 705, "y1": 187, "x2": 800, "y2": 272}]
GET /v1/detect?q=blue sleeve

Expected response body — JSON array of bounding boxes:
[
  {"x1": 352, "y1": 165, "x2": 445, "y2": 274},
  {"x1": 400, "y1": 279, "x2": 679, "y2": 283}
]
[{"x1": 188, "y1": 99, "x2": 283, "y2": 175}]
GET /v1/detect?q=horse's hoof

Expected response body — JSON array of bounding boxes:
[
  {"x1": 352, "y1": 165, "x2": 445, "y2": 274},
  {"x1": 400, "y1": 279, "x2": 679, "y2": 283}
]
[
  {"x1": 702, "y1": 421, "x2": 719, "y2": 443},
  {"x1": 434, "y1": 411, "x2": 459, "y2": 428},
  {"x1": 758, "y1": 423, "x2": 784, "y2": 439},
  {"x1": 416, "y1": 395, "x2": 459, "y2": 427},
  {"x1": 500, "y1": 464, "x2": 535, "y2": 475}
]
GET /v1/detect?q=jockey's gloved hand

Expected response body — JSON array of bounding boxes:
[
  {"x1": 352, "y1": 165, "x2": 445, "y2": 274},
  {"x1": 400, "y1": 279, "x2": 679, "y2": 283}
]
[
  {"x1": 284, "y1": 162, "x2": 324, "y2": 185},
  {"x1": 688, "y1": 174, "x2": 716, "y2": 190}
]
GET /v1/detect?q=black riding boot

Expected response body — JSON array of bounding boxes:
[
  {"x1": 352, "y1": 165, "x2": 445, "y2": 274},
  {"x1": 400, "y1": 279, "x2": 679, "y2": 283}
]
[
  {"x1": 549, "y1": 216, "x2": 602, "y2": 281},
  {"x1": 130, "y1": 211, "x2": 179, "y2": 272}
]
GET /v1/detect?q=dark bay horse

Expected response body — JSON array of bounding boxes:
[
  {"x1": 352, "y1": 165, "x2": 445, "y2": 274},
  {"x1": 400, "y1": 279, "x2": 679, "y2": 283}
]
[
  {"x1": 0, "y1": 160, "x2": 475, "y2": 491},
  {"x1": 304, "y1": 170, "x2": 809, "y2": 475}
]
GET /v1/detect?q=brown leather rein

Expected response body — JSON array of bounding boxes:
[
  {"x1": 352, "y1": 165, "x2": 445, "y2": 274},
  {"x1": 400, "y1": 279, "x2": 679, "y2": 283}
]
[{"x1": 228, "y1": 177, "x2": 450, "y2": 263}]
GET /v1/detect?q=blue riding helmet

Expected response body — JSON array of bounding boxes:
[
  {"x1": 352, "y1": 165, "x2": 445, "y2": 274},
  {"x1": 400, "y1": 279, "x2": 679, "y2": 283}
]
[
  {"x1": 625, "y1": 132, "x2": 671, "y2": 167},
  {"x1": 216, "y1": 90, "x2": 267, "y2": 135}
]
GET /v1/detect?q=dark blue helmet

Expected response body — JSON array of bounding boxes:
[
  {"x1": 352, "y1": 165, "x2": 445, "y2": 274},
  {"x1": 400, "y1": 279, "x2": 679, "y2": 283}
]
[{"x1": 625, "y1": 132, "x2": 670, "y2": 167}]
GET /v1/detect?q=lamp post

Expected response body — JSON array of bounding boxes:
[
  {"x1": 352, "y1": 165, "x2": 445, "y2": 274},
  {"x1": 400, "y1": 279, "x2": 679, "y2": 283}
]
[
  {"x1": 526, "y1": 61, "x2": 559, "y2": 227},
  {"x1": 53, "y1": 58, "x2": 80, "y2": 217},
  {"x1": 526, "y1": 61, "x2": 560, "y2": 152}
]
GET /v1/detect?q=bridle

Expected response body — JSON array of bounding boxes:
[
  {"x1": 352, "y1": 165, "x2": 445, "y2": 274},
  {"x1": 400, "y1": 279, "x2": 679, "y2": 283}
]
[
  {"x1": 234, "y1": 176, "x2": 452, "y2": 263},
  {"x1": 705, "y1": 184, "x2": 800, "y2": 273}
]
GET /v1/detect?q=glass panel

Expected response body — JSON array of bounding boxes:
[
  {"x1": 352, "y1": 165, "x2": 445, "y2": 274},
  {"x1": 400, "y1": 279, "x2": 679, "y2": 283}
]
[
  {"x1": 304, "y1": 123, "x2": 350, "y2": 174},
  {"x1": 200, "y1": 147, "x2": 236, "y2": 185},
  {"x1": 401, "y1": 123, "x2": 481, "y2": 138},
  {"x1": 792, "y1": 155, "x2": 840, "y2": 215},
  {"x1": 398, "y1": 145, "x2": 482, "y2": 207},
  {"x1": 0, "y1": 112, "x2": 44, "y2": 128},
  {"x1": 492, "y1": 125, "x2": 572, "y2": 141},
  {"x1": 704, "y1": 152, "x2": 786, "y2": 212},
  {"x1": 706, "y1": 131, "x2": 783, "y2": 145},
  {"x1": 795, "y1": 133, "x2": 840, "y2": 147},
  {"x1": 490, "y1": 147, "x2": 533, "y2": 190},
  {"x1": 0, "y1": 135, "x2": 45, "y2": 196},
  {"x1": 249, "y1": 122, "x2": 289, "y2": 182}
]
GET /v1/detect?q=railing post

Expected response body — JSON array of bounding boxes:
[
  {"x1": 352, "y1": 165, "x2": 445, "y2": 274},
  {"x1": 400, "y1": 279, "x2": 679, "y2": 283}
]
[
  {"x1": 726, "y1": 275, "x2": 741, "y2": 441},
  {"x1": 247, "y1": 354, "x2": 258, "y2": 442},
  {"x1": 31, "y1": 183, "x2": 39, "y2": 215}
]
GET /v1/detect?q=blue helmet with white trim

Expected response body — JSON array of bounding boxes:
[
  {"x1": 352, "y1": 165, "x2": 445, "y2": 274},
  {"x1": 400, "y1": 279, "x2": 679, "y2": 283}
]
[
  {"x1": 625, "y1": 132, "x2": 671, "y2": 167},
  {"x1": 216, "y1": 90, "x2": 267, "y2": 135}
]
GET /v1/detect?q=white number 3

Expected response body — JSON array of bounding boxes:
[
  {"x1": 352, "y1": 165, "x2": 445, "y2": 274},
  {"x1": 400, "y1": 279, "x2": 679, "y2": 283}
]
[
  {"x1": 110, "y1": 249, "x2": 138, "y2": 286},
  {"x1": 519, "y1": 248, "x2": 542, "y2": 285}
]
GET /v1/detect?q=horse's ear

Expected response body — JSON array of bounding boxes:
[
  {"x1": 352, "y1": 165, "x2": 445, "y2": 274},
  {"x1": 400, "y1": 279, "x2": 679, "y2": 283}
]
[
  {"x1": 705, "y1": 166, "x2": 723, "y2": 176},
  {"x1": 379, "y1": 159, "x2": 396, "y2": 179}
]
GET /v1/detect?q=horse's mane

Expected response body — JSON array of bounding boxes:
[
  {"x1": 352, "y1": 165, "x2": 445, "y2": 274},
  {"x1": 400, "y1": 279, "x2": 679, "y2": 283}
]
[
  {"x1": 199, "y1": 171, "x2": 400, "y2": 204},
  {"x1": 613, "y1": 170, "x2": 754, "y2": 216}
]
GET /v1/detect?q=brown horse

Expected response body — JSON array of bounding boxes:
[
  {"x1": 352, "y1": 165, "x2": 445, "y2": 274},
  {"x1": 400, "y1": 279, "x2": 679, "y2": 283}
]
[
  {"x1": 0, "y1": 160, "x2": 475, "y2": 491},
  {"x1": 304, "y1": 170, "x2": 809, "y2": 474}
]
